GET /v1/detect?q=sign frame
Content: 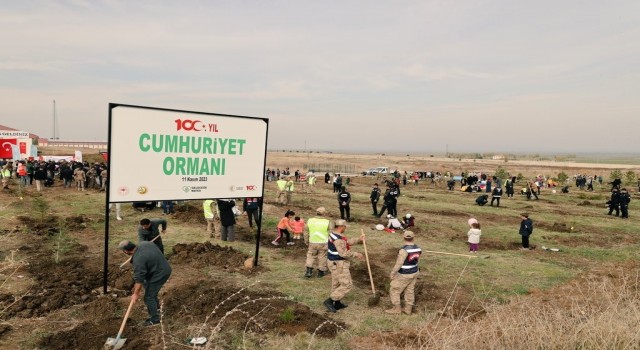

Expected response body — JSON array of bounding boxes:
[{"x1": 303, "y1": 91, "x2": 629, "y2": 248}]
[{"x1": 103, "y1": 103, "x2": 269, "y2": 293}]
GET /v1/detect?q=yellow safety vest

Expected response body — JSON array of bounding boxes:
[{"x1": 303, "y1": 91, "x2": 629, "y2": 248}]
[
  {"x1": 276, "y1": 180, "x2": 287, "y2": 191},
  {"x1": 203, "y1": 200, "x2": 216, "y2": 219},
  {"x1": 285, "y1": 180, "x2": 294, "y2": 192},
  {"x1": 1, "y1": 169, "x2": 10, "y2": 178},
  {"x1": 308, "y1": 176, "x2": 316, "y2": 185},
  {"x1": 307, "y1": 217, "x2": 330, "y2": 244}
]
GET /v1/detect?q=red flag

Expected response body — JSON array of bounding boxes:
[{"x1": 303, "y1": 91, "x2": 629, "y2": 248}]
[{"x1": 0, "y1": 139, "x2": 16, "y2": 159}]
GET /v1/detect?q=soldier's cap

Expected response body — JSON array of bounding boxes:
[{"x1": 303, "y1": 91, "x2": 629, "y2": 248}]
[
  {"x1": 316, "y1": 207, "x2": 326, "y2": 215},
  {"x1": 403, "y1": 231, "x2": 415, "y2": 239},
  {"x1": 334, "y1": 219, "x2": 347, "y2": 227}
]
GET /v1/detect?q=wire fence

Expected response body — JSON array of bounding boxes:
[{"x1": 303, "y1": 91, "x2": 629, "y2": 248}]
[{"x1": 303, "y1": 163, "x2": 357, "y2": 174}]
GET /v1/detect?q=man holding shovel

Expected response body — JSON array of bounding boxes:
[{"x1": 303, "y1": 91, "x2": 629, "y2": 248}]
[
  {"x1": 386, "y1": 231, "x2": 421, "y2": 315},
  {"x1": 118, "y1": 240, "x2": 172, "y2": 326},
  {"x1": 138, "y1": 218, "x2": 167, "y2": 254},
  {"x1": 323, "y1": 219, "x2": 365, "y2": 313}
]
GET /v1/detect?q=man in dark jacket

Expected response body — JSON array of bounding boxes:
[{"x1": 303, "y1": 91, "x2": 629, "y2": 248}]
[
  {"x1": 370, "y1": 183, "x2": 381, "y2": 216},
  {"x1": 338, "y1": 186, "x2": 351, "y2": 221},
  {"x1": 138, "y1": 218, "x2": 167, "y2": 253},
  {"x1": 619, "y1": 188, "x2": 631, "y2": 219},
  {"x1": 377, "y1": 187, "x2": 394, "y2": 218},
  {"x1": 607, "y1": 189, "x2": 620, "y2": 216},
  {"x1": 519, "y1": 213, "x2": 533, "y2": 250},
  {"x1": 216, "y1": 199, "x2": 237, "y2": 241},
  {"x1": 476, "y1": 194, "x2": 488, "y2": 206},
  {"x1": 242, "y1": 197, "x2": 262, "y2": 229},
  {"x1": 60, "y1": 164, "x2": 74, "y2": 188},
  {"x1": 119, "y1": 240, "x2": 172, "y2": 326},
  {"x1": 490, "y1": 187, "x2": 503, "y2": 207}
]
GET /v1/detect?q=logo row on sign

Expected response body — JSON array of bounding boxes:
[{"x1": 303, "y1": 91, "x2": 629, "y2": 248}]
[{"x1": 116, "y1": 185, "x2": 258, "y2": 196}]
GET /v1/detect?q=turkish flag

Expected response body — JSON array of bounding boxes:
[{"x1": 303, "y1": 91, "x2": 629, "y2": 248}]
[{"x1": 0, "y1": 139, "x2": 16, "y2": 159}]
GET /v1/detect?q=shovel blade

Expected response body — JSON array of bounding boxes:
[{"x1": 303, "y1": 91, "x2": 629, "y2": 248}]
[{"x1": 104, "y1": 337, "x2": 126, "y2": 349}]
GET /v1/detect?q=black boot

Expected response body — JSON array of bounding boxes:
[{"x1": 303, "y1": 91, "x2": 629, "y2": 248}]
[
  {"x1": 323, "y1": 298, "x2": 337, "y2": 313},
  {"x1": 317, "y1": 269, "x2": 326, "y2": 278},
  {"x1": 304, "y1": 267, "x2": 313, "y2": 278},
  {"x1": 334, "y1": 300, "x2": 348, "y2": 310}
]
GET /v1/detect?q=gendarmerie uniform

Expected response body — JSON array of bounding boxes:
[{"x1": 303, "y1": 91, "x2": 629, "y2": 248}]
[{"x1": 388, "y1": 232, "x2": 421, "y2": 315}]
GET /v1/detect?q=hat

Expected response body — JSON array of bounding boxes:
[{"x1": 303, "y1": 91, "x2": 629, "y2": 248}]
[
  {"x1": 520, "y1": 212, "x2": 529, "y2": 218},
  {"x1": 403, "y1": 231, "x2": 415, "y2": 239},
  {"x1": 334, "y1": 219, "x2": 347, "y2": 227},
  {"x1": 405, "y1": 213, "x2": 412, "y2": 219},
  {"x1": 316, "y1": 207, "x2": 326, "y2": 215}
]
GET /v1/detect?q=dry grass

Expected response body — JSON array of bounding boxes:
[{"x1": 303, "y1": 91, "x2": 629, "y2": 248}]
[{"x1": 399, "y1": 268, "x2": 640, "y2": 350}]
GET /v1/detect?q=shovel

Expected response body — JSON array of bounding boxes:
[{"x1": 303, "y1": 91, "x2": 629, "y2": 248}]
[
  {"x1": 104, "y1": 296, "x2": 135, "y2": 349},
  {"x1": 361, "y1": 229, "x2": 380, "y2": 306}
]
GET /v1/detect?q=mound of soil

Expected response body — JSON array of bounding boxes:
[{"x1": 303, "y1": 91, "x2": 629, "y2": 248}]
[
  {"x1": 64, "y1": 215, "x2": 92, "y2": 230},
  {"x1": 163, "y1": 279, "x2": 346, "y2": 340},
  {"x1": 173, "y1": 203, "x2": 206, "y2": 224},
  {"x1": 170, "y1": 242, "x2": 259, "y2": 273},
  {"x1": 481, "y1": 238, "x2": 532, "y2": 251},
  {"x1": 246, "y1": 230, "x2": 308, "y2": 252},
  {"x1": 538, "y1": 222, "x2": 575, "y2": 233},
  {"x1": 16, "y1": 215, "x2": 60, "y2": 236},
  {"x1": 0, "y1": 324, "x2": 11, "y2": 339},
  {"x1": 37, "y1": 297, "x2": 151, "y2": 350},
  {"x1": 0, "y1": 257, "x2": 101, "y2": 319},
  {"x1": 350, "y1": 262, "x2": 389, "y2": 297}
]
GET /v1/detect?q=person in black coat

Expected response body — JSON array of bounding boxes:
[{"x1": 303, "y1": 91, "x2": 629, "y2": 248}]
[
  {"x1": 619, "y1": 188, "x2": 631, "y2": 219},
  {"x1": 490, "y1": 187, "x2": 503, "y2": 207},
  {"x1": 370, "y1": 183, "x2": 381, "y2": 216},
  {"x1": 476, "y1": 194, "x2": 488, "y2": 206},
  {"x1": 216, "y1": 199, "x2": 237, "y2": 241},
  {"x1": 519, "y1": 213, "x2": 533, "y2": 249},
  {"x1": 242, "y1": 197, "x2": 262, "y2": 229},
  {"x1": 338, "y1": 186, "x2": 351, "y2": 221},
  {"x1": 607, "y1": 189, "x2": 620, "y2": 216}
]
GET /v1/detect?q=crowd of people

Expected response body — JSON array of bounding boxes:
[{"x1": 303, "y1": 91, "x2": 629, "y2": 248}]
[
  {"x1": 4, "y1": 156, "x2": 636, "y2": 322},
  {"x1": 0, "y1": 158, "x2": 108, "y2": 192}
]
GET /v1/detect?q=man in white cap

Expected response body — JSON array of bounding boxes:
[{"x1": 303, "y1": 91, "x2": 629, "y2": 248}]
[
  {"x1": 304, "y1": 207, "x2": 330, "y2": 278},
  {"x1": 323, "y1": 219, "x2": 365, "y2": 313},
  {"x1": 386, "y1": 230, "x2": 421, "y2": 315}
]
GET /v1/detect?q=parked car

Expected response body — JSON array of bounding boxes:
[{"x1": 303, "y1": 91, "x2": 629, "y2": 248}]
[{"x1": 362, "y1": 167, "x2": 389, "y2": 176}]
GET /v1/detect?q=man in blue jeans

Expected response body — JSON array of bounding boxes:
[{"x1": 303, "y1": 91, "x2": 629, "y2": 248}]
[{"x1": 119, "y1": 240, "x2": 172, "y2": 326}]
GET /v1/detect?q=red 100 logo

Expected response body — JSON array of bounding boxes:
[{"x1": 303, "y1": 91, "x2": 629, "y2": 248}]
[{"x1": 175, "y1": 119, "x2": 219, "y2": 133}]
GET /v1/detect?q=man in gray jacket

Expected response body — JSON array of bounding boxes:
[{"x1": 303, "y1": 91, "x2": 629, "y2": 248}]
[
  {"x1": 138, "y1": 218, "x2": 167, "y2": 253},
  {"x1": 119, "y1": 240, "x2": 172, "y2": 326}
]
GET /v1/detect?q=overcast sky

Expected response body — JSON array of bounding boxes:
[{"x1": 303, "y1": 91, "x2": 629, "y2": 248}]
[{"x1": 1, "y1": 1, "x2": 639, "y2": 154}]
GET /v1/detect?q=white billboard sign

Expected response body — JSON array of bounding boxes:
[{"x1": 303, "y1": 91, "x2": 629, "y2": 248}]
[
  {"x1": 0, "y1": 131, "x2": 29, "y2": 138},
  {"x1": 108, "y1": 104, "x2": 268, "y2": 202}
]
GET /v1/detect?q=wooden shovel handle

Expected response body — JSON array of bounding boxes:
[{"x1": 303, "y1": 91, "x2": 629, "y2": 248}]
[
  {"x1": 361, "y1": 229, "x2": 376, "y2": 294},
  {"x1": 119, "y1": 235, "x2": 160, "y2": 268},
  {"x1": 116, "y1": 296, "x2": 136, "y2": 340}
]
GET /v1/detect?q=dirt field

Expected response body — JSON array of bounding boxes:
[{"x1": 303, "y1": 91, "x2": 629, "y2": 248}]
[{"x1": 0, "y1": 150, "x2": 638, "y2": 349}]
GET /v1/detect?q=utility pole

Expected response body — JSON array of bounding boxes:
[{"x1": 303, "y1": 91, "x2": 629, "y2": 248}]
[
  {"x1": 52, "y1": 100, "x2": 58, "y2": 140},
  {"x1": 446, "y1": 144, "x2": 449, "y2": 158}
]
